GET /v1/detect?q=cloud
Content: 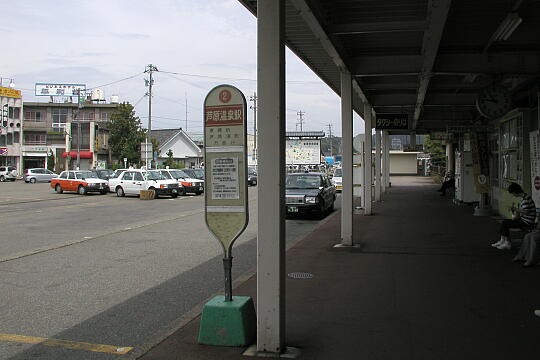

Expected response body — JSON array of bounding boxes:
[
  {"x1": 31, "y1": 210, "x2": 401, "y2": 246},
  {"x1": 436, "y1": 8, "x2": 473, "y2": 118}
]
[{"x1": 109, "y1": 32, "x2": 150, "y2": 39}]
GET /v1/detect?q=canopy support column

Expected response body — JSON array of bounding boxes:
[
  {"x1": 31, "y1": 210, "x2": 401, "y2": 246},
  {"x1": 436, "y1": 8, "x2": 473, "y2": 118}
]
[{"x1": 340, "y1": 70, "x2": 353, "y2": 245}]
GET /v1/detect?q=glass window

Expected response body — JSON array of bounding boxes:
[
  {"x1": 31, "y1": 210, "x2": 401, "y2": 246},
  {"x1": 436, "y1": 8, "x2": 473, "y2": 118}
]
[
  {"x1": 13, "y1": 132, "x2": 19, "y2": 143},
  {"x1": 24, "y1": 133, "x2": 46, "y2": 145},
  {"x1": 146, "y1": 171, "x2": 166, "y2": 180},
  {"x1": 52, "y1": 108, "x2": 68, "y2": 131},
  {"x1": 160, "y1": 171, "x2": 172, "y2": 179},
  {"x1": 6, "y1": 133, "x2": 12, "y2": 145},
  {"x1": 133, "y1": 172, "x2": 144, "y2": 181},
  {"x1": 122, "y1": 172, "x2": 134, "y2": 181},
  {"x1": 59, "y1": 172, "x2": 68, "y2": 179},
  {"x1": 8, "y1": 107, "x2": 20, "y2": 119},
  {"x1": 286, "y1": 175, "x2": 322, "y2": 189},
  {"x1": 25, "y1": 110, "x2": 44, "y2": 122},
  {"x1": 74, "y1": 110, "x2": 94, "y2": 121},
  {"x1": 100, "y1": 112, "x2": 110, "y2": 121},
  {"x1": 68, "y1": 171, "x2": 76, "y2": 179}
]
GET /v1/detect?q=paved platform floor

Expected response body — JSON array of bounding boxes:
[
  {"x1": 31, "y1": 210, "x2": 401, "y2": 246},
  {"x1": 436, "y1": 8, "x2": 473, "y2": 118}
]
[{"x1": 139, "y1": 177, "x2": 540, "y2": 360}]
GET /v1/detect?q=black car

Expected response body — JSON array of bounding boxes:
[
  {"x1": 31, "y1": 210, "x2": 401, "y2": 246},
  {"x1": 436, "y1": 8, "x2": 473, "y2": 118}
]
[
  {"x1": 247, "y1": 168, "x2": 257, "y2": 186},
  {"x1": 285, "y1": 172, "x2": 336, "y2": 218},
  {"x1": 181, "y1": 168, "x2": 204, "y2": 180}
]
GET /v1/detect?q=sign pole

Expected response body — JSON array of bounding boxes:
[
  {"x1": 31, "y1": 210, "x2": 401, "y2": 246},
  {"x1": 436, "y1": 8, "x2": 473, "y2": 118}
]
[{"x1": 198, "y1": 84, "x2": 255, "y2": 346}]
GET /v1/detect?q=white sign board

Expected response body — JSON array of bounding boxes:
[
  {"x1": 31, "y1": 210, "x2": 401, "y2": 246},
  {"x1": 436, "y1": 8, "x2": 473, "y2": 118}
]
[
  {"x1": 211, "y1": 157, "x2": 239, "y2": 200},
  {"x1": 286, "y1": 139, "x2": 321, "y2": 165},
  {"x1": 35, "y1": 83, "x2": 86, "y2": 97}
]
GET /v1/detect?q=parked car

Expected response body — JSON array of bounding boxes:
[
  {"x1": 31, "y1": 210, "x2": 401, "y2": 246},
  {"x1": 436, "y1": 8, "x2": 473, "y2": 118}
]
[
  {"x1": 108, "y1": 169, "x2": 179, "y2": 198},
  {"x1": 24, "y1": 168, "x2": 58, "y2": 183},
  {"x1": 247, "y1": 168, "x2": 257, "y2": 186},
  {"x1": 157, "y1": 169, "x2": 204, "y2": 195},
  {"x1": 93, "y1": 169, "x2": 115, "y2": 180},
  {"x1": 285, "y1": 172, "x2": 336, "y2": 218},
  {"x1": 51, "y1": 170, "x2": 109, "y2": 195},
  {"x1": 0, "y1": 166, "x2": 17, "y2": 182},
  {"x1": 181, "y1": 168, "x2": 204, "y2": 180},
  {"x1": 331, "y1": 167, "x2": 343, "y2": 192}
]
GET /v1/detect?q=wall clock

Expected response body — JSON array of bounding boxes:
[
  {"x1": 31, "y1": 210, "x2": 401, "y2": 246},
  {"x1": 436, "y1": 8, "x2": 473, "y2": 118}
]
[{"x1": 476, "y1": 85, "x2": 512, "y2": 119}]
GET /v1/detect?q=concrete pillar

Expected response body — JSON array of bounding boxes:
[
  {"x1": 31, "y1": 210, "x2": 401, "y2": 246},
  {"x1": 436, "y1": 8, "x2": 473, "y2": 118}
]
[
  {"x1": 381, "y1": 131, "x2": 386, "y2": 193},
  {"x1": 375, "y1": 130, "x2": 382, "y2": 201},
  {"x1": 446, "y1": 141, "x2": 454, "y2": 174},
  {"x1": 410, "y1": 133, "x2": 417, "y2": 148},
  {"x1": 363, "y1": 104, "x2": 373, "y2": 215},
  {"x1": 256, "y1": 0, "x2": 286, "y2": 354},
  {"x1": 340, "y1": 71, "x2": 353, "y2": 245},
  {"x1": 90, "y1": 121, "x2": 96, "y2": 168}
]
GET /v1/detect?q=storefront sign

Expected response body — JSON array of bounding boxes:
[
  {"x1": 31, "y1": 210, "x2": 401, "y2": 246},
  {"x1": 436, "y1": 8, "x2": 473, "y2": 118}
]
[
  {"x1": 35, "y1": 83, "x2": 86, "y2": 97},
  {"x1": 0, "y1": 86, "x2": 21, "y2": 99},
  {"x1": 204, "y1": 85, "x2": 248, "y2": 257},
  {"x1": 23, "y1": 146, "x2": 48, "y2": 152},
  {"x1": 403, "y1": 144, "x2": 424, "y2": 152},
  {"x1": 0, "y1": 147, "x2": 7, "y2": 156},
  {"x1": 375, "y1": 113, "x2": 409, "y2": 130}
]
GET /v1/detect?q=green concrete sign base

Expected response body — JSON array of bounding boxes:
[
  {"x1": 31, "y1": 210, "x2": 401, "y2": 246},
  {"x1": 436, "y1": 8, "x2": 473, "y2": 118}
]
[{"x1": 198, "y1": 295, "x2": 256, "y2": 346}]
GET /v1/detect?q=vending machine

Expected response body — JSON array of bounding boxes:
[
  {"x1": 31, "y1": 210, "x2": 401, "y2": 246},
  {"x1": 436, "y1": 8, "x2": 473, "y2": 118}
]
[{"x1": 454, "y1": 151, "x2": 480, "y2": 203}]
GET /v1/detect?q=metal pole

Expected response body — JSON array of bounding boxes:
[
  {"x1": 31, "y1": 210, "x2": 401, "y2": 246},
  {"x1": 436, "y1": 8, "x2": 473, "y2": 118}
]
[
  {"x1": 76, "y1": 90, "x2": 82, "y2": 170},
  {"x1": 145, "y1": 64, "x2": 157, "y2": 169},
  {"x1": 223, "y1": 257, "x2": 233, "y2": 302}
]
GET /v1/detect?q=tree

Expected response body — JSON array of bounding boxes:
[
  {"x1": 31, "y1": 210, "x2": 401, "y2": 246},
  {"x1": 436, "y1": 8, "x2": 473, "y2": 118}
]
[
  {"x1": 107, "y1": 103, "x2": 146, "y2": 166},
  {"x1": 164, "y1": 149, "x2": 175, "y2": 168},
  {"x1": 424, "y1": 135, "x2": 446, "y2": 167}
]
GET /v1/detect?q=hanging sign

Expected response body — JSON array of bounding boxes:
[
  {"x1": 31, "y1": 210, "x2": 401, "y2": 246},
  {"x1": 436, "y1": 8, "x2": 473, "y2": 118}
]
[
  {"x1": 375, "y1": 113, "x2": 409, "y2": 130},
  {"x1": 204, "y1": 85, "x2": 248, "y2": 257}
]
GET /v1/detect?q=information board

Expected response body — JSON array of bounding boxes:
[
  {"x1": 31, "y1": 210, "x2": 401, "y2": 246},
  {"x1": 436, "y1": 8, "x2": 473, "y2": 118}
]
[
  {"x1": 204, "y1": 85, "x2": 248, "y2": 257},
  {"x1": 286, "y1": 139, "x2": 321, "y2": 165}
]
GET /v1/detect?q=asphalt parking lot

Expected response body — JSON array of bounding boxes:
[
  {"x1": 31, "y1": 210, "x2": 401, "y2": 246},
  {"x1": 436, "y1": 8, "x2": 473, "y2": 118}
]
[{"x1": 0, "y1": 180, "x2": 339, "y2": 360}]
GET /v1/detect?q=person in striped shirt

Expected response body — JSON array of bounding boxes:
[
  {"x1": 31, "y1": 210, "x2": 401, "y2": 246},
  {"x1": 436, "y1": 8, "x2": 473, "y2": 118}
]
[{"x1": 492, "y1": 183, "x2": 537, "y2": 250}]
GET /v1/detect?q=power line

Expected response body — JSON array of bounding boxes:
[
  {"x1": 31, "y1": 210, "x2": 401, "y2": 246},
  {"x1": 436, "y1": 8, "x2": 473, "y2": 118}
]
[
  {"x1": 159, "y1": 69, "x2": 322, "y2": 85},
  {"x1": 86, "y1": 72, "x2": 144, "y2": 90}
]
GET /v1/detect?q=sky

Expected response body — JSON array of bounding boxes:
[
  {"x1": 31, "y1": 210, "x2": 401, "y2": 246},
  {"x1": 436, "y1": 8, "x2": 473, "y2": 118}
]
[{"x1": 3, "y1": 0, "x2": 363, "y2": 136}]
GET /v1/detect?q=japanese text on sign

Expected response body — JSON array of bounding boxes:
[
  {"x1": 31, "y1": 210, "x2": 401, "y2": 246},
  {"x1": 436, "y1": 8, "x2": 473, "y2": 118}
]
[
  {"x1": 211, "y1": 157, "x2": 240, "y2": 200},
  {"x1": 205, "y1": 105, "x2": 243, "y2": 126},
  {"x1": 375, "y1": 114, "x2": 409, "y2": 130}
]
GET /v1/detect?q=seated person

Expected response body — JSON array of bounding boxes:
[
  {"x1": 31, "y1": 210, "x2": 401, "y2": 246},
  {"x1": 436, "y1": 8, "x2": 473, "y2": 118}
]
[
  {"x1": 492, "y1": 182, "x2": 536, "y2": 250},
  {"x1": 513, "y1": 228, "x2": 540, "y2": 267},
  {"x1": 437, "y1": 173, "x2": 455, "y2": 196}
]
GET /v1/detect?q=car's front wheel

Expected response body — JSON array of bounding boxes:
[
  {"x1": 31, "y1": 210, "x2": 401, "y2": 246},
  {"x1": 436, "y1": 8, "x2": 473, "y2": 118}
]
[
  {"x1": 0, "y1": 176, "x2": 5, "y2": 182},
  {"x1": 55, "y1": 184, "x2": 63, "y2": 194},
  {"x1": 29, "y1": 178, "x2": 36, "y2": 184},
  {"x1": 78, "y1": 185, "x2": 87, "y2": 195},
  {"x1": 116, "y1": 186, "x2": 125, "y2": 197}
]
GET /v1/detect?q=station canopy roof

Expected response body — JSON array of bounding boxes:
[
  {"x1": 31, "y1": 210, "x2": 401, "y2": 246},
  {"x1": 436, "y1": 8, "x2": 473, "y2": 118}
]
[{"x1": 238, "y1": 0, "x2": 540, "y2": 134}]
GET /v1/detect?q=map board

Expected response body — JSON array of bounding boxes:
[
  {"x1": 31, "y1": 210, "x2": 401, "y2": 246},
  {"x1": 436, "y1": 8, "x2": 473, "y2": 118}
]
[{"x1": 286, "y1": 139, "x2": 321, "y2": 165}]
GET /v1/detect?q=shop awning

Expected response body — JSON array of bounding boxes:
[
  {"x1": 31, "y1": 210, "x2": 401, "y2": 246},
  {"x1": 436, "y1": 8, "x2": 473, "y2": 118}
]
[{"x1": 62, "y1": 151, "x2": 93, "y2": 159}]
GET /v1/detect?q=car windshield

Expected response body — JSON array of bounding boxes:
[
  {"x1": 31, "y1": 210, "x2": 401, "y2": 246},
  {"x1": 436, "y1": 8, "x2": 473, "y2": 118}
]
[
  {"x1": 334, "y1": 168, "x2": 342, "y2": 177},
  {"x1": 171, "y1": 170, "x2": 189, "y2": 179},
  {"x1": 286, "y1": 175, "x2": 322, "y2": 189},
  {"x1": 75, "y1": 171, "x2": 97, "y2": 179},
  {"x1": 248, "y1": 168, "x2": 257, "y2": 175},
  {"x1": 193, "y1": 169, "x2": 204, "y2": 179},
  {"x1": 146, "y1": 171, "x2": 167, "y2": 180}
]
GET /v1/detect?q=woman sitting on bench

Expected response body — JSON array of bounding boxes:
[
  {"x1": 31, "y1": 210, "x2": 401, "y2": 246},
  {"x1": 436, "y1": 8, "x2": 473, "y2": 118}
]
[{"x1": 492, "y1": 183, "x2": 536, "y2": 250}]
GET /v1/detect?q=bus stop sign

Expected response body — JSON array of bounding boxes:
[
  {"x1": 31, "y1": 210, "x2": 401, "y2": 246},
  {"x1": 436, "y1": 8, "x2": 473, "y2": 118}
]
[{"x1": 204, "y1": 85, "x2": 249, "y2": 259}]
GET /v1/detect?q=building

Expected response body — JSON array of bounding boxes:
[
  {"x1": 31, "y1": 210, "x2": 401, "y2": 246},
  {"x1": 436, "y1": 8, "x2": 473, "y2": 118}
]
[
  {"x1": 22, "y1": 101, "x2": 119, "y2": 171},
  {"x1": 149, "y1": 128, "x2": 203, "y2": 168},
  {"x1": 0, "y1": 86, "x2": 23, "y2": 174}
]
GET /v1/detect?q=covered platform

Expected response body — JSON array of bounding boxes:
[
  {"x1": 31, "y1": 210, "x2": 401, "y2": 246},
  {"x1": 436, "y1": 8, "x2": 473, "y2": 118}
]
[{"x1": 140, "y1": 177, "x2": 540, "y2": 359}]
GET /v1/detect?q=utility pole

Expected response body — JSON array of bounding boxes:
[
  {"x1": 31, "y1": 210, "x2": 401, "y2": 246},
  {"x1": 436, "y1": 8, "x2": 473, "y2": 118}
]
[
  {"x1": 144, "y1": 64, "x2": 158, "y2": 169},
  {"x1": 75, "y1": 89, "x2": 84, "y2": 170},
  {"x1": 249, "y1": 92, "x2": 257, "y2": 164},
  {"x1": 185, "y1": 92, "x2": 188, "y2": 132},
  {"x1": 327, "y1": 123, "x2": 333, "y2": 157},
  {"x1": 297, "y1": 110, "x2": 305, "y2": 132}
]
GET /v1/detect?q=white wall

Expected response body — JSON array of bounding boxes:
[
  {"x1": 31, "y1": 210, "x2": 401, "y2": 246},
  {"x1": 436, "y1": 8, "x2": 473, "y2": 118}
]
[{"x1": 390, "y1": 152, "x2": 418, "y2": 175}]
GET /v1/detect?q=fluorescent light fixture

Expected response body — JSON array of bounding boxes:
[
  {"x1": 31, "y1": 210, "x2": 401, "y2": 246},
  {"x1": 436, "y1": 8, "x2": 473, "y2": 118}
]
[{"x1": 493, "y1": 12, "x2": 522, "y2": 41}]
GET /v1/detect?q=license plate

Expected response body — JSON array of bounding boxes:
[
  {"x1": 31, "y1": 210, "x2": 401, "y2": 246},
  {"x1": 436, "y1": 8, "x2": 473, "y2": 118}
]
[
  {"x1": 336, "y1": 186, "x2": 342, "y2": 190},
  {"x1": 288, "y1": 206, "x2": 298, "y2": 213}
]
